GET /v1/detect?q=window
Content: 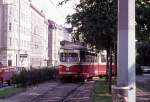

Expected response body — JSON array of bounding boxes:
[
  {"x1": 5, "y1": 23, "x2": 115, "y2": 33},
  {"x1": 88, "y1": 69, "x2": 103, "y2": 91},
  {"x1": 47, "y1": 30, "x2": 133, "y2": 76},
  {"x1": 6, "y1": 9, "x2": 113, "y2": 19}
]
[
  {"x1": 9, "y1": 23, "x2": 12, "y2": 31},
  {"x1": 85, "y1": 55, "x2": 91, "y2": 62},
  {"x1": 9, "y1": 37, "x2": 12, "y2": 46},
  {"x1": 101, "y1": 54, "x2": 106, "y2": 63},
  {"x1": 94, "y1": 56, "x2": 98, "y2": 62},
  {"x1": 60, "y1": 53, "x2": 79, "y2": 62},
  {"x1": 8, "y1": 60, "x2": 12, "y2": 66},
  {"x1": 80, "y1": 51, "x2": 86, "y2": 62}
]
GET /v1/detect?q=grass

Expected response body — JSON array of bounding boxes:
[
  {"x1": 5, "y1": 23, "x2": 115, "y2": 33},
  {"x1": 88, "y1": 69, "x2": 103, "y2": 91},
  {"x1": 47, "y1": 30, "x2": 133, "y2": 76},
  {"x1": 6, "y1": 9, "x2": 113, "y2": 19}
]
[
  {"x1": 91, "y1": 78, "x2": 112, "y2": 102},
  {"x1": 0, "y1": 87, "x2": 24, "y2": 98}
]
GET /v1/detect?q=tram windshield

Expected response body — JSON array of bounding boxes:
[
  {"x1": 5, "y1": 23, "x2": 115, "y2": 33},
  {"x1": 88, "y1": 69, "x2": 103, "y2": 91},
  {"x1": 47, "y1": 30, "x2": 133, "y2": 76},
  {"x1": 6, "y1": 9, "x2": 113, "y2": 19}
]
[{"x1": 60, "y1": 53, "x2": 79, "y2": 62}]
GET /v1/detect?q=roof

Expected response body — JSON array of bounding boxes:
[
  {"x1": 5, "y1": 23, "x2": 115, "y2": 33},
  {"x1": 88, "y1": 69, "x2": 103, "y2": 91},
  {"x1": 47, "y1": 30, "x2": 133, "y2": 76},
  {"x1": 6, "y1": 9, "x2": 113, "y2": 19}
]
[
  {"x1": 60, "y1": 41, "x2": 87, "y2": 50},
  {"x1": 61, "y1": 43, "x2": 87, "y2": 50}
]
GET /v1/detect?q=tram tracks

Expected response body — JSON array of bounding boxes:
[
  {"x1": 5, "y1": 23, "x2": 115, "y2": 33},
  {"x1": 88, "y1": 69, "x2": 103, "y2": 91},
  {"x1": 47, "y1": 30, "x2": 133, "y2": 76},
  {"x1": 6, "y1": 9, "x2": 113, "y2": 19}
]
[
  {"x1": 63, "y1": 81, "x2": 95, "y2": 102},
  {"x1": 61, "y1": 83, "x2": 83, "y2": 102},
  {"x1": 24, "y1": 82, "x2": 62, "y2": 102},
  {"x1": 0, "y1": 81, "x2": 95, "y2": 102},
  {"x1": 27, "y1": 82, "x2": 83, "y2": 102},
  {"x1": 32, "y1": 81, "x2": 94, "y2": 102}
]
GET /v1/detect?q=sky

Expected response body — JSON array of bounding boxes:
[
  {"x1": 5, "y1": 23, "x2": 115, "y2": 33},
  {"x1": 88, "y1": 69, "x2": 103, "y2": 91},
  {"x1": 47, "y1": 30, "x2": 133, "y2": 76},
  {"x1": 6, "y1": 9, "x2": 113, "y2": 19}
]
[{"x1": 31, "y1": 0, "x2": 78, "y2": 25}]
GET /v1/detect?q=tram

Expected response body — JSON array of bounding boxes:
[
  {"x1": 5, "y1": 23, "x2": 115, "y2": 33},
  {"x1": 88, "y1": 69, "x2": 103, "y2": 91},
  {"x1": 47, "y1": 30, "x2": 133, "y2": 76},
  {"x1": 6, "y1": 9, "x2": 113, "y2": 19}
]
[{"x1": 58, "y1": 42, "x2": 115, "y2": 80}]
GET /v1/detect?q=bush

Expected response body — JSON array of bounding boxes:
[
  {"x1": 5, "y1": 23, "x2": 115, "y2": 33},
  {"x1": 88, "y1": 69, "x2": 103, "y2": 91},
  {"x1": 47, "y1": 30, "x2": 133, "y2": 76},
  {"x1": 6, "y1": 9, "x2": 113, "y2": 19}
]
[{"x1": 11, "y1": 67, "x2": 58, "y2": 87}]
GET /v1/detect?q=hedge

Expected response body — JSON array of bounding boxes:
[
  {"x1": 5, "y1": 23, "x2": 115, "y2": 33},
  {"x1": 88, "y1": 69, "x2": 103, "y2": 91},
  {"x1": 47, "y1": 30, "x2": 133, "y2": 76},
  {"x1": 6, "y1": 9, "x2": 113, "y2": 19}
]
[{"x1": 11, "y1": 67, "x2": 58, "y2": 87}]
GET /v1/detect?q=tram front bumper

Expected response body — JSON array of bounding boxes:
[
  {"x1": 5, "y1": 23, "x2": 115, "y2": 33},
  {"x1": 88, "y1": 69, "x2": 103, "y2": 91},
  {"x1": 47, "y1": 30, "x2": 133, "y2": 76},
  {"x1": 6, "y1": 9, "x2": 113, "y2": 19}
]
[{"x1": 59, "y1": 72, "x2": 88, "y2": 79}]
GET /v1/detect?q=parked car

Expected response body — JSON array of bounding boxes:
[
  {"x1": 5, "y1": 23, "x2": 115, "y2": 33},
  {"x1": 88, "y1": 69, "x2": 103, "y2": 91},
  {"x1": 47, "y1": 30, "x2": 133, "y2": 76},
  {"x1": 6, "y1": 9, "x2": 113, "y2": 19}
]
[
  {"x1": 0, "y1": 66, "x2": 16, "y2": 86},
  {"x1": 141, "y1": 66, "x2": 150, "y2": 74}
]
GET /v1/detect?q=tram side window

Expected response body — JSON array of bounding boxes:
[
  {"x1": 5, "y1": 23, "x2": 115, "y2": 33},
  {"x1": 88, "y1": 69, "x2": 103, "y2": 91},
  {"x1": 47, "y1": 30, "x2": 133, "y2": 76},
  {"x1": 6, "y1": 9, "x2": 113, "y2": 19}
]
[
  {"x1": 112, "y1": 56, "x2": 115, "y2": 63},
  {"x1": 89, "y1": 54, "x2": 96, "y2": 63},
  {"x1": 91, "y1": 55, "x2": 94, "y2": 62},
  {"x1": 101, "y1": 54, "x2": 106, "y2": 63},
  {"x1": 80, "y1": 51, "x2": 86, "y2": 62},
  {"x1": 80, "y1": 51, "x2": 98, "y2": 63},
  {"x1": 84, "y1": 52, "x2": 91, "y2": 62},
  {"x1": 86, "y1": 55, "x2": 91, "y2": 62},
  {"x1": 94, "y1": 56, "x2": 98, "y2": 62}
]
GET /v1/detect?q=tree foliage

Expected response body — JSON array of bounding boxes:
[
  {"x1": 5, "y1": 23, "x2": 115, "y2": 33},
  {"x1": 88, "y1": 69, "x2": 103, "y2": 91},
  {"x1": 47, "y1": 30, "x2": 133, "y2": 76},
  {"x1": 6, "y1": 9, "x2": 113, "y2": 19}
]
[
  {"x1": 135, "y1": 0, "x2": 150, "y2": 74},
  {"x1": 137, "y1": 41, "x2": 150, "y2": 66},
  {"x1": 66, "y1": 0, "x2": 117, "y2": 51},
  {"x1": 136, "y1": 0, "x2": 150, "y2": 61},
  {"x1": 136, "y1": 0, "x2": 150, "y2": 42}
]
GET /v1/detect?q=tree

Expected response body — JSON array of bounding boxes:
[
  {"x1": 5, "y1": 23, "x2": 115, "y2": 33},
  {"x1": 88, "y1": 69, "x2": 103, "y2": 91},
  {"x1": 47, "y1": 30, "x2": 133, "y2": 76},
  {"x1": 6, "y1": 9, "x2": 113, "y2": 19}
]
[
  {"x1": 136, "y1": 0, "x2": 150, "y2": 74},
  {"x1": 59, "y1": 0, "x2": 118, "y2": 93},
  {"x1": 67, "y1": 0, "x2": 117, "y2": 50},
  {"x1": 136, "y1": 0, "x2": 150, "y2": 42},
  {"x1": 136, "y1": 41, "x2": 150, "y2": 66}
]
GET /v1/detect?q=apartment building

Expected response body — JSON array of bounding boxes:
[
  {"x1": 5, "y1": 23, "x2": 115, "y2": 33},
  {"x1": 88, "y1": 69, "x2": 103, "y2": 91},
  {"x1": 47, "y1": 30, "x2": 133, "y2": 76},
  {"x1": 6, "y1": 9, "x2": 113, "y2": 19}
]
[
  {"x1": 0, "y1": 0, "x2": 48, "y2": 69},
  {"x1": 30, "y1": 4, "x2": 48, "y2": 67}
]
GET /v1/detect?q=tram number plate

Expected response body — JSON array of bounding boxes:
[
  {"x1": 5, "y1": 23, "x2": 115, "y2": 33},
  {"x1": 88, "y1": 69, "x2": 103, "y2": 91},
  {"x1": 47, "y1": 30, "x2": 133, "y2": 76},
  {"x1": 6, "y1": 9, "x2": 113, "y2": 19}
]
[{"x1": 64, "y1": 72, "x2": 72, "y2": 74}]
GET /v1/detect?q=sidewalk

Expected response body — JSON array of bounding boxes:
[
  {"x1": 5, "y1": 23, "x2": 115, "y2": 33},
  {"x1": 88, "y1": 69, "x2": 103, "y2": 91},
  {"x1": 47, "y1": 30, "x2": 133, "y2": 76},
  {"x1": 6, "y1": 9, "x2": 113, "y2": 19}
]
[
  {"x1": 136, "y1": 74, "x2": 150, "y2": 102},
  {"x1": 136, "y1": 88, "x2": 150, "y2": 102}
]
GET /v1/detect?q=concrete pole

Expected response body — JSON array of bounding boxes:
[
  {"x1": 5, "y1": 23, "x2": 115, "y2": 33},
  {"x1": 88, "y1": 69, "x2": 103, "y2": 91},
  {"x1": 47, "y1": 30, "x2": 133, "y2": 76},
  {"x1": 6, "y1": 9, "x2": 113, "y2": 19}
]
[{"x1": 117, "y1": 0, "x2": 136, "y2": 101}]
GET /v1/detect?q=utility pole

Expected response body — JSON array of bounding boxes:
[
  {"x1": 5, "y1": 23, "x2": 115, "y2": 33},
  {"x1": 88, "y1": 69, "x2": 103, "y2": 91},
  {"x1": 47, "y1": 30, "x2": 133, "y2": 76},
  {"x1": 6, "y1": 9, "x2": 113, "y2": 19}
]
[{"x1": 112, "y1": 0, "x2": 136, "y2": 102}]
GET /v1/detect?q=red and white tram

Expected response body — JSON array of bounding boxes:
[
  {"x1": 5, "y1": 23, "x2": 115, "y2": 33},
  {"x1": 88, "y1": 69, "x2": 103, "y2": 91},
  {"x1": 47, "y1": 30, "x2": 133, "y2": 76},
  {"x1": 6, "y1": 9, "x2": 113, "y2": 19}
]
[{"x1": 58, "y1": 42, "x2": 115, "y2": 80}]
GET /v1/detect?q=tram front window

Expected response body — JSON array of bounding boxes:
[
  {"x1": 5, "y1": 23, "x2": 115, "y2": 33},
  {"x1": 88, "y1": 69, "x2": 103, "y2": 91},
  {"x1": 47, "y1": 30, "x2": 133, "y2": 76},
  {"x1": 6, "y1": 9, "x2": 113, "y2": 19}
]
[{"x1": 60, "y1": 53, "x2": 79, "y2": 62}]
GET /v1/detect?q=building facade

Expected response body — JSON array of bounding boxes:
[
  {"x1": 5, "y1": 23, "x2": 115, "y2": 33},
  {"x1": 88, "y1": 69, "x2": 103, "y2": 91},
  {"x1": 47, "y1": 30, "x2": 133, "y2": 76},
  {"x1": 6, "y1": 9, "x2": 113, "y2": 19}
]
[
  {"x1": 0, "y1": 0, "x2": 48, "y2": 69},
  {"x1": 48, "y1": 20, "x2": 71, "y2": 66},
  {"x1": 30, "y1": 4, "x2": 48, "y2": 68}
]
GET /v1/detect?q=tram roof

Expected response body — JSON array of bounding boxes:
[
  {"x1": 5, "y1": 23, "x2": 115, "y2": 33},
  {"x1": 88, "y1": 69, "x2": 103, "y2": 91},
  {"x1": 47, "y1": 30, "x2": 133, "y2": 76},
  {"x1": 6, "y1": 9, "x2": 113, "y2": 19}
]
[
  {"x1": 60, "y1": 43, "x2": 87, "y2": 50},
  {"x1": 60, "y1": 41, "x2": 97, "y2": 54}
]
